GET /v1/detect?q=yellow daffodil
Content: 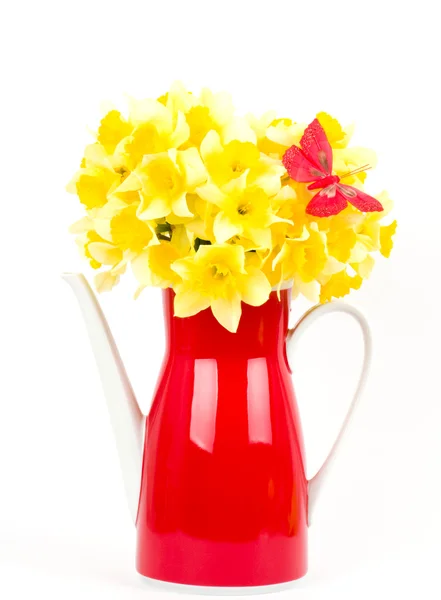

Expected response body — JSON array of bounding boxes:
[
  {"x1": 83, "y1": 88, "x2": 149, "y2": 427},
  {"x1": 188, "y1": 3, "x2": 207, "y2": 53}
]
[
  {"x1": 248, "y1": 113, "x2": 301, "y2": 157},
  {"x1": 200, "y1": 130, "x2": 285, "y2": 195},
  {"x1": 132, "y1": 241, "x2": 182, "y2": 291},
  {"x1": 196, "y1": 172, "x2": 288, "y2": 248},
  {"x1": 159, "y1": 82, "x2": 235, "y2": 148},
  {"x1": 75, "y1": 230, "x2": 108, "y2": 270},
  {"x1": 82, "y1": 205, "x2": 158, "y2": 292},
  {"x1": 122, "y1": 98, "x2": 189, "y2": 170},
  {"x1": 131, "y1": 224, "x2": 191, "y2": 292},
  {"x1": 186, "y1": 87, "x2": 234, "y2": 147},
  {"x1": 171, "y1": 244, "x2": 271, "y2": 332},
  {"x1": 67, "y1": 143, "x2": 123, "y2": 210},
  {"x1": 273, "y1": 225, "x2": 326, "y2": 284},
  {"x1": 266, "y1": 120, "x2": 306, "y2": 152},
  {"x1": 97, "y1": 110, "x2": 133, "y2": 154},
  {"x1": 115, "y1": 147, "x2": 207, "y2": 221}
]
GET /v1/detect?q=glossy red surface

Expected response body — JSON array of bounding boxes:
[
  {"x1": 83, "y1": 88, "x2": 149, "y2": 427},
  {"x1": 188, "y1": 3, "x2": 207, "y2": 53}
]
[{"x1": 136, "y1": 289, "x2": 308, "y2": 587}]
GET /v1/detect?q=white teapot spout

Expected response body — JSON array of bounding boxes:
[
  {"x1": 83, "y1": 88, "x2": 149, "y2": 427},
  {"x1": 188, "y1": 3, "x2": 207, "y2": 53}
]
[{"x1": 62, "y1": 273, "x2": 145, "y2": 523}]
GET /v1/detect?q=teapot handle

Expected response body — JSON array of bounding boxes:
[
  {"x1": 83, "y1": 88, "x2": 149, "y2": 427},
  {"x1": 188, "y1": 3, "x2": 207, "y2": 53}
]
[{"x1": 286, "y1": 301, "x2": 372, "y2": 525}]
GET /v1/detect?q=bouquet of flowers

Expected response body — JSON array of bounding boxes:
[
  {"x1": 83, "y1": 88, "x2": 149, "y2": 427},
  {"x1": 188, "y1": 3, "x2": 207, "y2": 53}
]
[{"x1": 67, "y1": 82, "x2": 396, "y2": 332}]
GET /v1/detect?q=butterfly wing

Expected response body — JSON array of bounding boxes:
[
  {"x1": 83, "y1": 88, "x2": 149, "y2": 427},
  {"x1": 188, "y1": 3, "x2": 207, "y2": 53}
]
[
  {"x1": 338, "y1": 184, "x2": 384, "y2": 213},
  {"x1": 300, "y1": 118, "x2": 333, "y2": 175},
  {"x1": 282, "y1": 118, "x2": 333, "y2": 183},
  {"x1": 306, "y1": 185, "x2": 348, "y2": 217},
  {"x1": 282, "y1": 145, "x2": 325, "y2": 182}
]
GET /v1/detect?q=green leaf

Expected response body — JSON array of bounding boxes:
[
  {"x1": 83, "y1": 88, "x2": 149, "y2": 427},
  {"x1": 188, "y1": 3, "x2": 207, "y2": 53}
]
[{"x1": 194, "y1": 237, "x2": 211, "y2": 252}]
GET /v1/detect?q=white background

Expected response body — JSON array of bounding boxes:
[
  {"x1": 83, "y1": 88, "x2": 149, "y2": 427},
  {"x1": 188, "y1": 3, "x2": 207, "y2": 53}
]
[{"x1": 1, "y1": 1, "x2": 440, "y2": 598}]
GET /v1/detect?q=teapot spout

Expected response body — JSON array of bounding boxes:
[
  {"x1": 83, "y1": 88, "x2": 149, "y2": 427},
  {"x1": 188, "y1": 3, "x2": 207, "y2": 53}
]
[{"x1": 62, "y1": 273, "x2": 145, "y2": 523}]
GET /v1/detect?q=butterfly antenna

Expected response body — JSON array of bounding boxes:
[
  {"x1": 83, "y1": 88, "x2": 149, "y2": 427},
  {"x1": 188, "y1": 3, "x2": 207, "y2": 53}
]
[{"x1": 340, "y1": 164, "x2": 372, "y2": 179}]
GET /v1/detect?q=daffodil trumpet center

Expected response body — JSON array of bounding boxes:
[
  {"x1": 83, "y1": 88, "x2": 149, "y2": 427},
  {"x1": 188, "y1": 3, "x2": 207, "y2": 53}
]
[
  {"x1": 237, "y1": 204, "x2": 250, "y2": 216},
  {"x1": 210, "y1": 264, "x2": 230, "y2": 280}
]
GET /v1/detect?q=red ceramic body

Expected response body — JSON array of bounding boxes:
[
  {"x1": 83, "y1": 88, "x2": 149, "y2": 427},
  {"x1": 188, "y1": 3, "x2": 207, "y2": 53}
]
[{"x1": 136, "y1": 288, "x2": 308, "y2": 587}]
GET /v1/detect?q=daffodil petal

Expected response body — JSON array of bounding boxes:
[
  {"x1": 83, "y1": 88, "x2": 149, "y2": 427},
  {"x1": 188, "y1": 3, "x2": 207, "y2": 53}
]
[
  {"x1": 200, "y1": 89, "x2": 234, "y2": 126},
  {"x1": 247, "y1": 227, "x2": 272, "y2": 249},
  {"x1": 223, "y1": 117, "x2": 257, "y2": 144},
  {"x1": 68, "y1": 216, "x2": 93, "y2": 234},
  {"x1": 349, "y1": 240, "x2": 370, "y2": 263},
  {"x1": 213, "y1": 212, "x2": 242, "y2": 243},
  {"x1": 93, "y1": 219, "x2": 113, "y2": 242},
  {"x1": 111, "y1": 259, "x2": 128, "y2": 275},
  {"x1": 252, "y1": 171, "x2": 283, "y2": 196},
  {"x1": 128, "y1": 97, "x2": 170, "y2": 126},
  {"x1": 138, "y1": 195, "x2": 170, "y2": 220},
  {"x1": 211, "y1": 293, "x2": 242, "y2": 333},
  {"x1": 177, "y1": 147, "x2": 207, "y2": 189},
  {"x1": 294, "y1": 277, "x2": 320, "y2": 303},
  {"x1": 170, "y1": 110, "x2": 190, "y2": 148},
  {"x1": 131, "y1": 250, "x2": 151, "y2": 285},
  {"x1": 319, "y1": 271, "x2": 362, "y2": 302},
  {"x1": 134, "y1": 285, "x2": 146, "y2": 300},
  {"x1": 172, "y1": 193, "x2": 193, "y2": 218},
  {"x1": 351, "y1": 254, "x2": 375, "y2": 278},
  {"x1": 380, "y1": 220, "x2": 397, "y2": 258},
  {"x1": 222, "y1": 170, "x2": 248, "y2": 195},
  {"x1": 196, "y1": 182, "x2": 225, "y2": 206},
  {"x1": 174, "y1": 288, "x2": 211, "y2": 317},
  {"x1": 95, "y1": 270, "x2": 120, "y2": 292},
  {"x1": 114, "y1": 171, "x2": 143, "y2": 193},
  {"x1": 87, "y1": 242, "x2": 123, "y2": 265},
  {"x1": 274, "y1": 185, "x2": 296, "y2": 202},
  {"x1": 200, "y1": 130, "x2": 223, "y2": 161},
  {"x1": 240, "y1": 268, "x2": 271, "y2": 306},
  {"x1": 323, "y1": 256, "x2": 345, "y2": 276},
  {"x1": 266, "y1": 122, "x2": 305, "y2": 147},
  {"x1": 84, "y1": 143, "x2": 113, "y2": 170}
]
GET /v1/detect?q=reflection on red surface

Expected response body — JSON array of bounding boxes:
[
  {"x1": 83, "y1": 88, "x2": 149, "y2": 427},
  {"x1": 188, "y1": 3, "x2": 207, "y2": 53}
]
[
  {"x1": 136, "y1": 289, "x2": 308, "y2": 587},
  {"x1": 247, "y1": 357, "x2": 272, "y2": 445},
  {"x1": 190, "y1": 359, "x2": 218, "y2": 453}
]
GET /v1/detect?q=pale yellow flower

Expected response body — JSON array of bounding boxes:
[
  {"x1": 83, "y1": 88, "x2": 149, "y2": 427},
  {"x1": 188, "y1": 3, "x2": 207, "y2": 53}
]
[
  {"x1": 186, "y1": 87, "x2": 234, "y2": 147},
  {"x1": 160, "y1": 82, "x2": 235, "y2": 148},
  {"x1": 248, "y1": 113, "x2": 301, "y2": 157},
  {"x1": 196, "y1": 171, "x2": 287, "y2": 248},
  {"x1": 67, "y1": 144, "x2": 123, "y2": 210},
  {"x1": 97, "y1": 110, "x2": 133, "y2": 154},
  {"x1": 131, "y1": 225, "x2": 191, "y2": 292},
  {"x1": 200, "y1": 130, "x2": 284, "y2": 194},
  {"x1": 121, "y1": 98, "x2": 190, "y2": 169},
  {"x1": 273, "y1": 225, "x2": 326, "y2": 285},
  {"x1": 171, "y1": 244, "x2": 271, "y2": 332},
  {"x1": 75, "y1": 230, "x2": 108, "y2": 270},
  {"x1": 115, "y1": 147, "x2": 207, "y2": 221},
  {"x1": 81, "y1": 205, "x2": 158, "y2": 292},
  {"x1": 266, "y1": 120, "x2": 306, "y2": 151}
]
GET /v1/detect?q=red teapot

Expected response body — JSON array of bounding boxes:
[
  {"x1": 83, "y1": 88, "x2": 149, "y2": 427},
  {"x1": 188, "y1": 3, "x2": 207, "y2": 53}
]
[{"x1": 64, "y1": 273, "x2": 371, "y2": 592}]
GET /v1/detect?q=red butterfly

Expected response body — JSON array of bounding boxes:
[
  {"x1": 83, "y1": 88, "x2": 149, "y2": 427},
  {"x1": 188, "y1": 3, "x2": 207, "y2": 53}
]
[{"x1": 282, "y1": 118, "x2": 383, "y2": 217}]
